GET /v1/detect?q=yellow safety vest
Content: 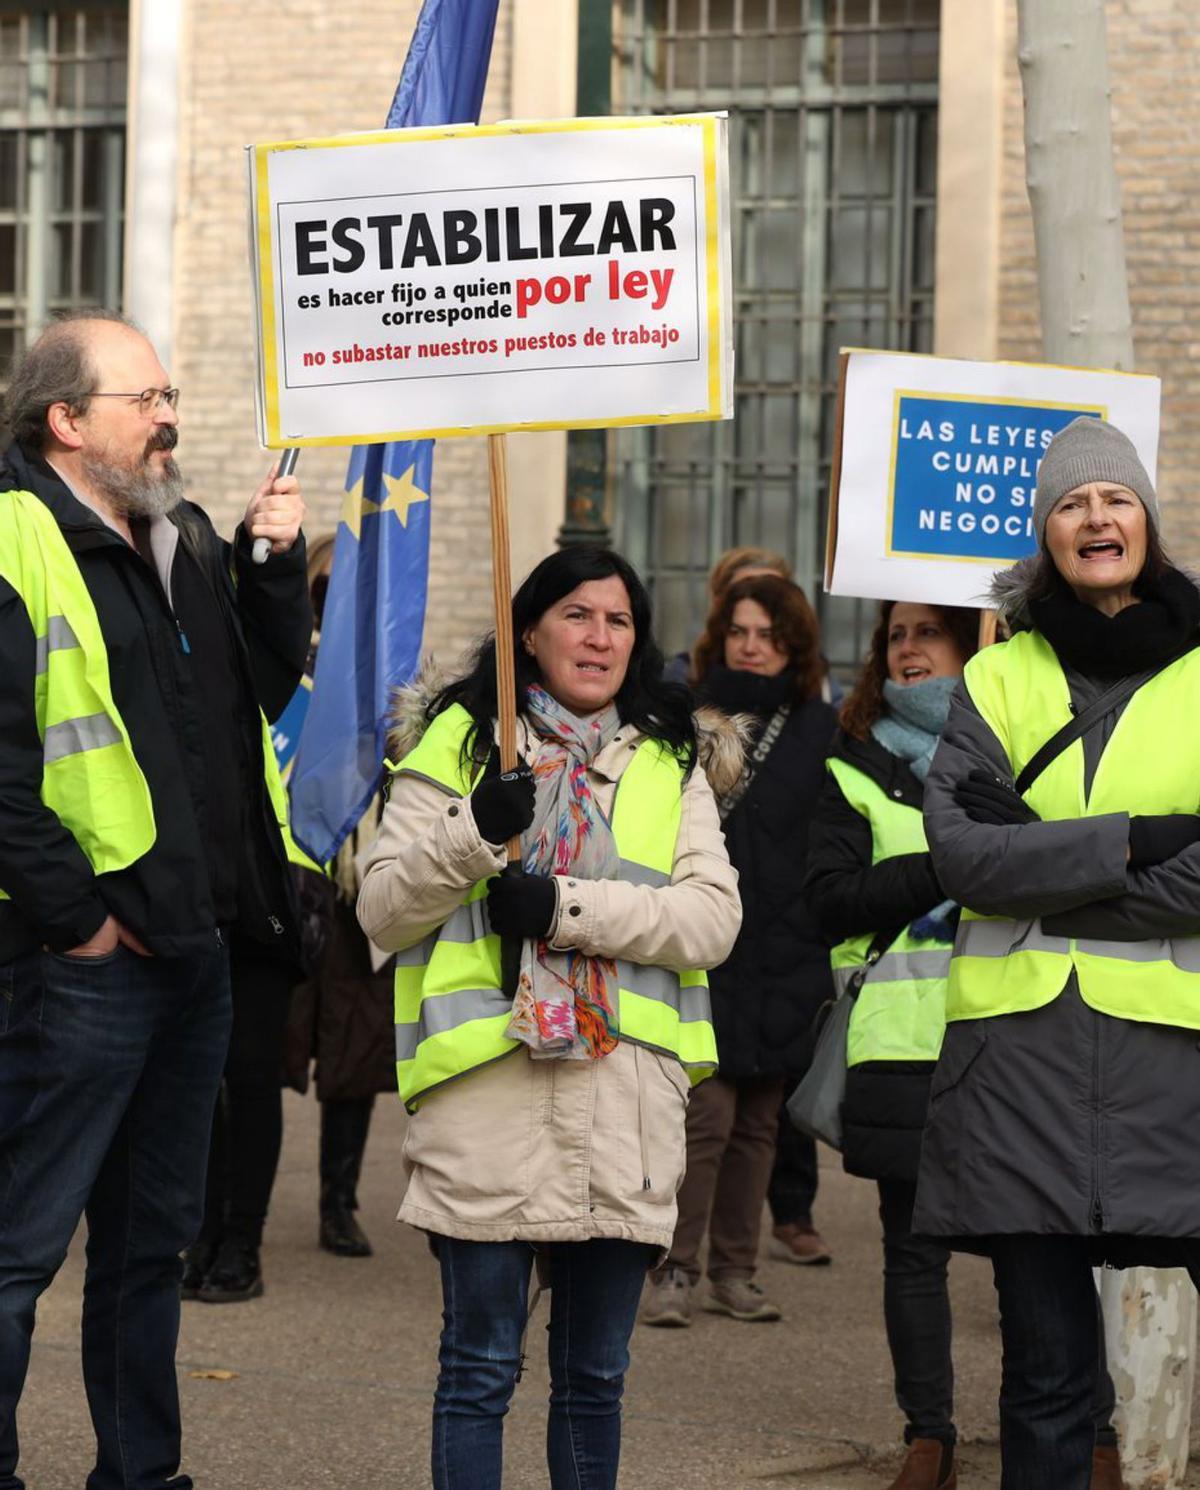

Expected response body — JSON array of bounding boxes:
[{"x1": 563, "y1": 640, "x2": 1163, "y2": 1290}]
[
  {"x1": 260, "y1": 713, "x2": 324, "y2": 873},
  {"x1": 388, "y1": 704, "x2": 717, "y2": 1110},
  {"x1": 0, "y1": 485, "x2": 315, "y2": 899},
  {"x1": 949, "y1": 629, "x2": 1200, "y2": 1030},
  {"x1": 828, "y1": 757, "x2": 950, "y2": 1067},
  {"x1": 0, "y1": 488, "x2": 156, "y2": 896}
]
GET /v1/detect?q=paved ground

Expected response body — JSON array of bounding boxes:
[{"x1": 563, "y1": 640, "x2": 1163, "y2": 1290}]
[{"x1": 17, "y1": 1091, "x2": 1200, "y2": 1489}]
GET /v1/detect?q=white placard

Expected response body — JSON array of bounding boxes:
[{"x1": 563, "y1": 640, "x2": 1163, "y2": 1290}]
[
  {"x1": 825, "y1": 350, "x2": 1162, "y2": 608},
  {"x1": 247, "y1": 114, "x2": 733, "y2": 447}
]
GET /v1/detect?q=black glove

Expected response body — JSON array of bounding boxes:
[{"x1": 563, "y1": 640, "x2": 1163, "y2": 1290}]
[
  {"x1": 486, "y1": 871, "x2": 558, "y2": 940},
  {"x1": 1128, "y1": 814, "x2": 1200, "y2": 869},
  {"x1": 954, "y1": 769, "x2": 1040, "y2": 827},
  {"x1": 469, "y1": 754, "x2": 535, "y2": 845}
]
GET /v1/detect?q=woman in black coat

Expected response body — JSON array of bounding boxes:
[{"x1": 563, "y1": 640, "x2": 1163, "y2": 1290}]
[
  {"x1": 804, "y1": 601, "x2": 974, "y2": 1490},
  {"x1": 642, "y1": 574, "x2": 836, "y2": 1327}
]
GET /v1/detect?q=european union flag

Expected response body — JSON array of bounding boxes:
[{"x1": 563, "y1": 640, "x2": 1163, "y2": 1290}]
[{"x1": 287, "y1": 0, "x2": 501, "y2": 864}]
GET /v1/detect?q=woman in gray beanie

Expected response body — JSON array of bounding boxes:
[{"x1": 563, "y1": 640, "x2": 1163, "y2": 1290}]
[{"x1": 914, "y1": 415, "x2": 1200, "y2": 1489}]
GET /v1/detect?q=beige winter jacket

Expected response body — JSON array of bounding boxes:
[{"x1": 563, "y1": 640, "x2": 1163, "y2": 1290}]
[{"x1": 357, "y1": 705, "x2": 743, "y2": 1248}]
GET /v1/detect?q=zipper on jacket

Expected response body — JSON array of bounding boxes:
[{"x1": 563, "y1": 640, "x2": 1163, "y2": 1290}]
[
  {"x1": 1090, "y1": 1009, "x2": 1104, "y2": 1233},
  {"x1": 176, "y1": 622, "x2": 190, "y2": 655},
  {"x1": 268, "y1": 915, "x2": 284, "y2": 936},
  {"x1": 633, "y1": 1045, "x2": 652, "y2": 1190}
]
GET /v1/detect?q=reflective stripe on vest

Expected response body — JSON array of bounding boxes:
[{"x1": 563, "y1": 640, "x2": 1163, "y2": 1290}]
[
  {"x1": 949, "y1": 631, "x2": 1200, "y2": 1029},
  {"x1": 387, "y1": 704, "x2": 716, "y2": 1109},
  {"x1": 827, "y1": 757, "x2": 950, "y2": 1067},
  {"x1": 0, "y1": 489, "x2": 155, "y2": 896}
]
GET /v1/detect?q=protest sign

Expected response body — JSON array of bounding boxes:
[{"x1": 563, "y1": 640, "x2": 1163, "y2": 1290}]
[
  {"x1": 825, "y1": 350, "x2": 1161, "y2": 608},
  {"x1": 247, "y1": 114, "x2": 732, "y2": 446}
]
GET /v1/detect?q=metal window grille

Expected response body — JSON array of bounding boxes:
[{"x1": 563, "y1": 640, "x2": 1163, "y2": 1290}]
[
  {"x1": 610, "y1": 0, "x2": 938, "y2": 674},
  {"x1": 0, "y1": 4, "x2": 127, "y2": 371}
]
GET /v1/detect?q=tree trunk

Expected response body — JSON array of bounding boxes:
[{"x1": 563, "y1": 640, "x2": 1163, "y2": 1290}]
[
  {"x1": 1017, "y1": 0, "x2": 1134, "y2": 369},
  {"x1": 1016, "y1": 3, "x2": 1196, "y2": 1484}
]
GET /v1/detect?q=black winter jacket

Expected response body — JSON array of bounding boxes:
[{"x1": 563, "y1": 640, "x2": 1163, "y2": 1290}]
[
  {"x1": 803, "y1": 730, "x2": 946, "y2": 1182},
  {"x1": 0, "y1": 442, "x2": 309, "y2": 965},
  {"x1": 703, "y1": 675, "x2": 836, "y2": 1079}
]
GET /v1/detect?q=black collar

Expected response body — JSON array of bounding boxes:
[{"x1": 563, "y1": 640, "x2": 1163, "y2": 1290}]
[
  {"x1": 0, "y1": 440, "x2": 127, "y2": 554},
  {"x1": 833, "y1": 728, "x2": 925, "y2": 811}
]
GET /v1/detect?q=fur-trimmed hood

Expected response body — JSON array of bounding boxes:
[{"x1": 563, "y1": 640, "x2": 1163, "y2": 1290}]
[
  {"x1": 987, "y1": 556, "x2": 1041, "y2": 631},
  {"x1": 387, "y1": 661, "x2": 747, "y2": 798}
]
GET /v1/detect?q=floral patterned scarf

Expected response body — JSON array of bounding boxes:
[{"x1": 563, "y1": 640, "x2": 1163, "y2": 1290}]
[{"x1": 503, "y1": 685, "x2": 622, "y2": 1061}]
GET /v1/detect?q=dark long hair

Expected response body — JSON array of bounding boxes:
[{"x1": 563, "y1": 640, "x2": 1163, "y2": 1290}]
[
  {"x1": 431, "y1": 545, "x2": 697, "y2": 770},
  {"x1": 841, "y1": 601, "x2": 979, "y2": 741},
  {"x1": 691, "y1": 573, "x2": 824, "y2": 701}
]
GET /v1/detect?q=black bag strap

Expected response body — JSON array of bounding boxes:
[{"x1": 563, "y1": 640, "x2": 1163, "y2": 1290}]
[{"x1": 1014, "y1": 653, "x2": 1187, "y2": 797}]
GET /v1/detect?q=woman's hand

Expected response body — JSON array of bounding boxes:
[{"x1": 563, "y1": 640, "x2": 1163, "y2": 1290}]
[
  {"x1": 954, "y1": 769, "x2": 1040, "y2": 827},
  {"x1": 486, "y1": 871, "x2": 557, "y2": 939},
  {"x1": 1128, "y1": 815, "x2": 1200, "y2": 868},
  {"x1": 469, "y1": 756, "x2": 535, "y2": 845}
]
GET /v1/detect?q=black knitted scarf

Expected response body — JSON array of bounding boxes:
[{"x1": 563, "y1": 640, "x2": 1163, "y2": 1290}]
[{"x1": 1030, "y1": 566, "x2": 1200, "y2": 679}]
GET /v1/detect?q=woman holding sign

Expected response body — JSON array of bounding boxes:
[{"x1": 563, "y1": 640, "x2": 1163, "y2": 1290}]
[
  {"x1": 918, "y1": 417, "x2": 1200, "y2": 1488},
  {"x1": 357, "y1": 546, "x2": 742, "y2": 1490}
]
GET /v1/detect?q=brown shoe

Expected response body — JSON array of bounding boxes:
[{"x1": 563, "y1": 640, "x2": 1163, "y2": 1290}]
[
  {"x1": 885, "y1": 1439, "x2": 956, "y2": 1490},
  {"x1": 1091, "y1": 1445, "x2": 1126, "y2": 1490},
  {"x1": 769, "y1": 1221, "x2": 833, "y2": 1266}
]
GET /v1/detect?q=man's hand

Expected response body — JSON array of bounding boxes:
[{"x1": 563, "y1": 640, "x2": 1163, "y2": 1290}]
[
  {"x1": 63, "y1": 914, "x2": 152, "y2": 959},
  {"x1": 244, "y1": 462, "x2": 305, "y2": 557}
]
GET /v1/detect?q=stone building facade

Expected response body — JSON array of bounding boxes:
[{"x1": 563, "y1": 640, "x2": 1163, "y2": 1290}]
[{"x1": 5, "y1": 1, "x2": 1198, "y2": 668}]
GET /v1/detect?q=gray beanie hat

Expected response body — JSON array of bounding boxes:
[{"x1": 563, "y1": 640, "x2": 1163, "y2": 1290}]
[{"x1": 1034, "y1": 416, "x2": 1158, "y2": 544}]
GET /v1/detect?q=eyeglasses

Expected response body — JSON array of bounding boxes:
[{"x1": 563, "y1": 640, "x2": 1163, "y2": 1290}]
[{"x1": 89, "y1": 387, "x2": 180, "y2": 416}]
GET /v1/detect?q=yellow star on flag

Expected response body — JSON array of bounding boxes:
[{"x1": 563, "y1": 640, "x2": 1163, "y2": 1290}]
[{"x1": 339, "y1": 463, "x2": 430, "y2": 538}]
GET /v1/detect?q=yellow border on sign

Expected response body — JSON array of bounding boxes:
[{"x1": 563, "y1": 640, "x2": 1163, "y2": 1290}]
[
  {"x1": 251, "y1": 113, "x2": 726, "y2": 447},
  {"x1": 840, "y1": 345, "x2": 1158, "y2": 382},
  {"x1": 884, "y1": 388, "x2": 1109, "y2": 566}
]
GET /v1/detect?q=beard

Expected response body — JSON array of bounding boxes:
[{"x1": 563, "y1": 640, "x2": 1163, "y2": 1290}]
[{"x1": 81, "y1": 426, "x2": 185, "y2": 519}]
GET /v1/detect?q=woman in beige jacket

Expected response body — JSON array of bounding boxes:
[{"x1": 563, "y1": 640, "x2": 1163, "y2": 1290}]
[{"x1": 358, "y1": 546, "x2": 741, "y2": 1490}]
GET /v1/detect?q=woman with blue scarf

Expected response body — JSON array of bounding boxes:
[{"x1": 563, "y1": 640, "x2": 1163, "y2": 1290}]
[{"x1": 803, "y1": 601, "x2": 974, "y2": 1490}]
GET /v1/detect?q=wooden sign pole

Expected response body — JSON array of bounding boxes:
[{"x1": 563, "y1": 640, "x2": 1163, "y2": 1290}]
[
  {"x1": 978, "y1": 608, "x2": 999, "y2": 650},
  {"x1": 487, "y1": 432, "x2": 524, "y2": 998},
  {"x1": 486, "y1": 432, "x2": 523, "y2": 868}
]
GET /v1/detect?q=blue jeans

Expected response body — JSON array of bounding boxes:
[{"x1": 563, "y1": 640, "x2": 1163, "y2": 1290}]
[
  {"x1": 991, "y1": 1236, "x2": 1100, "y2": 1489},
  {"x1": 432, "y1": 1236, "x2": 653, "y2": 1490},
  {"x1": 0, "y1": 942, "x2": 231, "y2": 1490}
]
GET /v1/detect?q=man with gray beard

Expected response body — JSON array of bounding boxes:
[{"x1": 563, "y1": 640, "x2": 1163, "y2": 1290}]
[{"x1": 0, "y1": 311, "x2": 311, "y2": 1490}]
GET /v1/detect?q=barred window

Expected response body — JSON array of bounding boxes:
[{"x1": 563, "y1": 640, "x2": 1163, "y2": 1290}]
[
  {"x1": 609, "y1": 0, "x2": 938, "y2": 673},
  {"x1": 0, "y1": 5, "x2": 127, "y2": 371}
]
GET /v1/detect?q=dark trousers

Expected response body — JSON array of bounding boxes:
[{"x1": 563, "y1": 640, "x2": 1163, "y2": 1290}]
[
  {"x1": 320, "y1": 1095, "x2": 375, "y2": 1212},
  {"x1": 0, "y1": 943, "x2": 231, "y2": 1490},
  {"x1": 200, "y1": 946, "x2": 292, "y2": 1249},
  {"x1": 768, "y1": 1080, "x2": 819, "y2": 1226},
  {"x1": 878, "y1": 1178, "x2": 956, "y2": 1446},
  {"x1": 667, "y1": 1073, "x2": 786, "y2": 1282},
  {"x1": 991, "y1": 1237, "x2": 1128, "y2": 1488},
  {"x1": 432, "y1": 1237, "x2": 652, "y2": 1490}
]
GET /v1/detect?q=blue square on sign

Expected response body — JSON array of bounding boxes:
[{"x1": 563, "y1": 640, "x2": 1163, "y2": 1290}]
[{"x1": 888, "y1": 395, "x2": 1103, "y2": 563}]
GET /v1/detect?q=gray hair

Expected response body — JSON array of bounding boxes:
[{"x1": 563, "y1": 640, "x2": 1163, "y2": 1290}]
[{"x1": 3, "y1": 309, "x2": 141, "y2": 450}]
